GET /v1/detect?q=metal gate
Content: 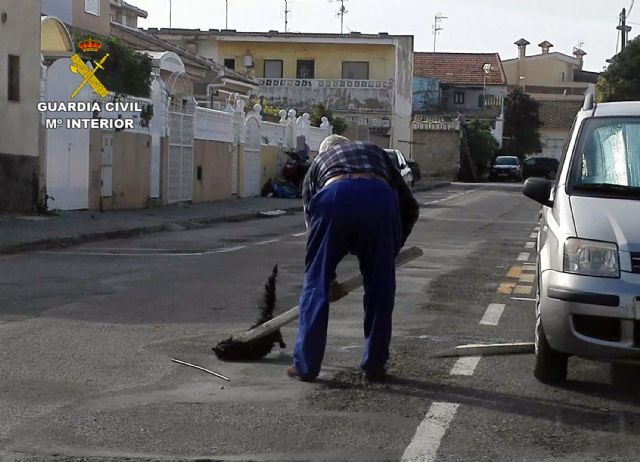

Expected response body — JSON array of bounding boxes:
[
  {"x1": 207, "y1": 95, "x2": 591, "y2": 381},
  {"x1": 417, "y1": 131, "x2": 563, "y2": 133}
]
[
  {"x1": 167, "y1": 98, "x2": 195, "y2": 203},
  {"x1": 241, "y1": 114, "x2": 262, "y2": 197}
]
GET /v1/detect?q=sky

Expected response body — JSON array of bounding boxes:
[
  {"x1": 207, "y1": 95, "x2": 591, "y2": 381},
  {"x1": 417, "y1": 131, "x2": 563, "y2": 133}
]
[{"x1": 129, "y1": 0, "x2": 638, "y2": 71}]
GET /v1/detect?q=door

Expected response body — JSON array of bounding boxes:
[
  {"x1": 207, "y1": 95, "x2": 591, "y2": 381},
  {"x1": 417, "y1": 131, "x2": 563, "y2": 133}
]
[
  {"x1": 241, "y1": 115, "x2": 262, "y2": 197},
  {"x1": 167, "y1": 98, "x2": 195, "y2": 203},
  {"x1": 101, "y1": 134, "x2": 113, "y2": 197}
]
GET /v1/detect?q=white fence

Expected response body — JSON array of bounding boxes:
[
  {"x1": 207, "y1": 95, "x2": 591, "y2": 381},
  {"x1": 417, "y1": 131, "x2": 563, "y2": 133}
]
[
  {"x1": 191, "y1": 100, "x2": 332, "y2": 152},
  {"x1": 195, "y1": 107, "x2": 234, "y2": 143}
]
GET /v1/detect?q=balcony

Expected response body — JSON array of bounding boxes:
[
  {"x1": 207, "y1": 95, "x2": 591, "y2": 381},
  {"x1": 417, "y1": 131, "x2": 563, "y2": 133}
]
[{"x1": 256, "y1": 78, "x2": 394, "y2": 114}]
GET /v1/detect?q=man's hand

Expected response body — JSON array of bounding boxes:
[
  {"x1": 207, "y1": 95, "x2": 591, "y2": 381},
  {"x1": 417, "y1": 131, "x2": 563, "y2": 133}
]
[{"x1": 330, "y1": 279, "x2": 349, "y2": 302}]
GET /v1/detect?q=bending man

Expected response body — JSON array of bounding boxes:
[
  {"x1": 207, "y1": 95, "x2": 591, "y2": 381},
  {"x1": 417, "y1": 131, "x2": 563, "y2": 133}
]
[{"x1": 288, "y1": 135, "x2": 420, "y2": 382}]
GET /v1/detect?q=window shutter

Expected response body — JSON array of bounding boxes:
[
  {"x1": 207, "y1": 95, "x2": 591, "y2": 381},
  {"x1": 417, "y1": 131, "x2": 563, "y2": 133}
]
[{"x1": 85, "y1": 0, "x2": 100, "y2": 16}]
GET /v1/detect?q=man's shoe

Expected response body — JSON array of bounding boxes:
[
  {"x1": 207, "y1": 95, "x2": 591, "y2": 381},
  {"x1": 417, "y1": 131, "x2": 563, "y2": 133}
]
[
  {"x1": 286, "y1": 366, "x2": 315, "y2": 382},
  {"x1": 364, "y1": 368, "x2": 389, "y2": 383}
]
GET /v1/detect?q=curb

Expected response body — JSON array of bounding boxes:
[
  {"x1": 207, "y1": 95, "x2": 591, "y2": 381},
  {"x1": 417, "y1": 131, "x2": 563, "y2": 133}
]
[
  {"x1": 0, "y1": 205, "x2": 304, "y2": 256},
  {"x1": 0, "y1": 182, "x2": 450, "y2": 256}
]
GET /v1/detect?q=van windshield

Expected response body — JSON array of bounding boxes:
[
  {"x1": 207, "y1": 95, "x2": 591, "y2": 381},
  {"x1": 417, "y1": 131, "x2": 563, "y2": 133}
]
[{"x1": 570, "y1": 118, "x2": 640, "y2": 196}]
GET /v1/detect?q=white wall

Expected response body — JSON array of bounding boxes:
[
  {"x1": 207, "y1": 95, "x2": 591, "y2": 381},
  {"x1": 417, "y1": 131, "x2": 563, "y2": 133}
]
[
  {"x1": 0, "y1": 0, "x2": 41, "y2": 158},
  {"x1": 392, "y1": 36, "x2": 414, "y2": 150}
]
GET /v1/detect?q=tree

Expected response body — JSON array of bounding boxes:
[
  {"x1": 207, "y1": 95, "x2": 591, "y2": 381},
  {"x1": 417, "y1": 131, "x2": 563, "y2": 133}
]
[
  {"x1": 502, "y1": 88, "x2": 542, "y2": 159},
  {"x1": 598, "y1": 37, "x2": 640, "y2": 102},
  {"x1": 74, "y1": 33, "x2": 152, "y2": 98},
  {"x1": 309, "y1": 102, "x2": 348, "y2": 135},
  {"x1": 466, "y1": 119, "x2": 499, "y2": 174}
]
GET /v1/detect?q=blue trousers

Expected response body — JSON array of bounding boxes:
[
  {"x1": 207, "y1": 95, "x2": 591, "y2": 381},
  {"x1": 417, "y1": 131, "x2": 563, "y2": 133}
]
[{"x1": 293, "y1": 178, "x2": 402, "y2": 379}]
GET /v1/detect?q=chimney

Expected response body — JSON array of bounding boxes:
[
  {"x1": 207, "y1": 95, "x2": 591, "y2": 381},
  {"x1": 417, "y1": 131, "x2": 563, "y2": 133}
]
[
  {"x1": 538, "y1": 40, "x2": 554, "y2": 54},
  {"x1": 515, "y1": 38, "x2": 530, "y2": 60},
  {"x1": 573, "y1": 47, "x2": 587, "y2": 70}
]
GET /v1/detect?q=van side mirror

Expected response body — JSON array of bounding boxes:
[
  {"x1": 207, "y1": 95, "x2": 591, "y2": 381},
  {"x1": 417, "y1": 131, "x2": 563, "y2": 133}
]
[{"x1": 523, "y1": 178, "x2": 554, "y2": 207}]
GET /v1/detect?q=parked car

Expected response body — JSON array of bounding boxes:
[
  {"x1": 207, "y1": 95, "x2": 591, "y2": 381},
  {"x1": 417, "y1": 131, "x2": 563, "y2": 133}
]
[
  {"x1": 384, "y1": 149, "x2": 414, "y2": 187},
  {"x1": 489, "y1": 156, "x2": 523, "y2": 182},
  {"x1": 523, "y1": 157, "x2": 560, "y2": 180},
  {"x1": 523, "y1": 95, "x2": 640, "y2": 384}
]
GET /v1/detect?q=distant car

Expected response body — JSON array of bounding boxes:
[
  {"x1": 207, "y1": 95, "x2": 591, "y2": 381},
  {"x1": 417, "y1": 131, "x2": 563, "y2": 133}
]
[
  {"x1": 489, "y1": 156, "x2": 523, "y2": 182},
  {"x1": 384, "y1": 149, "x2": 414, "y2": 187},
  {"x1": 523, "y1": 96, "x2": 640, "y2": 384},
  {"x1": 523, "y1": 157, "x2": 560, "y2": 180}
]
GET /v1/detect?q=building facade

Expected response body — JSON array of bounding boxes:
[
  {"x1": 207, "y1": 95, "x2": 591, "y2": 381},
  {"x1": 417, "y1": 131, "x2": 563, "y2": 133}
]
[
  {"x1": 502, "y1": 39, "x2": 599, "y2": 158},
  {"x1": 413, "y1": 52, "x2": 507, "y2": 117},
  {"x1": 149, "y1": 29, "x2": 414, "y2": 149},
  {"x1": 0, "y1": 0, "x2": 42, "y2": 213},
  {"x1": 502, "y1": 39, "x2": 597, "y2": 98},
  {"x1": 41, "y1": 0, "x2": 110, "y2": 36}
]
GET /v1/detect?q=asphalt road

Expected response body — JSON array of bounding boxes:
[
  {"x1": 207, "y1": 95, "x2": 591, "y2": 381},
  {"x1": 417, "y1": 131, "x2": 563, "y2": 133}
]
[{"x1": 2, "y1": 183, "x2": 640, "y2": 461}]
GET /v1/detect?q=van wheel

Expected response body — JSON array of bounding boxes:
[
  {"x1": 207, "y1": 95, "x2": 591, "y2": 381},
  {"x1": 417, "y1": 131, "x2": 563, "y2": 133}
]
[{"x1": 534, "y1": 280, "x2": 568, "y2": 384}]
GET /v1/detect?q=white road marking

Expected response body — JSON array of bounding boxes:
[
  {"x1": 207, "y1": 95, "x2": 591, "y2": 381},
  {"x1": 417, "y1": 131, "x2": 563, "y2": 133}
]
[
  {"x1": 511, "y1": 297, "x2": 536, "y2": 302},
  {"x1": 292, "y1": 232, "x2": 307, "y2": 237},
  {"x1": 401, "y1": 402, "x2": 460, "y2": 462},
  {"x1": 423, "y1": 189, "x2": 476, "y2": 206},
  {"x1": 530, "y1": 232, "x2": 537, "y2": 238},
  {"x1": 517, "y1": 252, "x2": 530, "y2": 262},
  {"x1": 254, "y1": 239, "x2": 280, "y2": 246},
  {"x1": 525, "y1": 241, "x2": 535, "y2": 249},
  {"x1": 41, "y1": 251, "x2": 201, "y2": 257},
  {"x1": 450, "y1": 356, "x2": 481, "y2": 376},
  {"x1": 479, "y1": 303, "x2": 505, "y2": 326},
  {"x1": 212, "y1": 246, "x2": 247, "y2": 254}
]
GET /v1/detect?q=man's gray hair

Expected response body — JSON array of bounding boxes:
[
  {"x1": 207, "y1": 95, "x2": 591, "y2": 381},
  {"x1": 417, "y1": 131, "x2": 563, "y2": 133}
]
[{"x1": 319, "y1": 135, "x2": 350, "y2": 153}]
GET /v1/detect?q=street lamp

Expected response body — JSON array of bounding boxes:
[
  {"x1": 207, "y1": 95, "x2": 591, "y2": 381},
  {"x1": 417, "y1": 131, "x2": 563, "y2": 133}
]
[
  {"x1": 519, "y1": 75, "x2": 526, "y2": 93},
  {"x1": 169, "y1": 0, "x2": 172, "y2": 27},
  {"x1": 482, "y1": 63, "x2": 492, "y2": 108}
]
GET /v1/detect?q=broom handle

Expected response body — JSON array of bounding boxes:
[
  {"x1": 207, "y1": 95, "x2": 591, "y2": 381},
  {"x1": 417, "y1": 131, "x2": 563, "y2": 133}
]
[{"x1": 231, "y1": 246, "x2": 423, "y2": 344}]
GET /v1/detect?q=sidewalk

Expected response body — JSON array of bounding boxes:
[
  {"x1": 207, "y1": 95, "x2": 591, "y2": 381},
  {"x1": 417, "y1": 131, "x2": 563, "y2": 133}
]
[{"x1": 0, "y1": 180, "x2": 449, "y2": 255}]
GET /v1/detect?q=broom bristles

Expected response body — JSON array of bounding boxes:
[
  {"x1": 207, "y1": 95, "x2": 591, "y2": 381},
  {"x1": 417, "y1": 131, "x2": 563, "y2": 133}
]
[{"x1": 213, "y1": 264, "x2": 286, "y2": 361}]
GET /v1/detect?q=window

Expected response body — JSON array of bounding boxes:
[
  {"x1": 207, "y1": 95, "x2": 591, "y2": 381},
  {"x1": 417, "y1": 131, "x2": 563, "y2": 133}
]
[
  {"x1": 561, "y1": 71, "x2": 566, "y2": 82},
  {"x1": 342, "y1": 61, "x2": 369, "y2": 80},
  {"x1": 454, "y1": 91, "x2": 465, "y2": 105},
  {"x1": 263, "y1": 59, "x2": 283, "y2": 78},
  {"x1": 296, "y1": 60, "x2": 315, "y2": 79},
  {"x1": 224, "y1": 58, "x2": 236, "y2": 70},
  {"x1": 8, "y1": 55, "x2": 20, "y2": 102},
  {"x1": 85, "y1": 0, "x2": 100, "y2": 16}
]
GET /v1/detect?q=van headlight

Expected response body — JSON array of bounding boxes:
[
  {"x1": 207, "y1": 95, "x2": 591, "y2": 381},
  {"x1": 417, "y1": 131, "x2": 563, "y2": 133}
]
[{"x1": 563, "y1": 238, "x2": 619, "y2": 278}]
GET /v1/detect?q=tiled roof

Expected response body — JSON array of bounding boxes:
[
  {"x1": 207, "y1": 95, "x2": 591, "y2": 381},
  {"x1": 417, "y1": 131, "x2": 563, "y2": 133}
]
[
  {"x1": 537, "y1": 100, "x2": 583, "y2": 129},
  {"x1": 413, "y1": 52, "x2": 507, "y2": 86}
]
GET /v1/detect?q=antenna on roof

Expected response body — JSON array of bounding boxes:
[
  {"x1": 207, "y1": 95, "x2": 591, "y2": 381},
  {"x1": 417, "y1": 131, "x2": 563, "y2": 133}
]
[
  {"x1": 284, "y1": 0, "x2": 291, "y2": 32},
  {"x1": 433, "y1": 12, "x2": 447, "y2": 52},
  {"x1": 329, "y1": 0, "x2": 349, "y2": 34}
]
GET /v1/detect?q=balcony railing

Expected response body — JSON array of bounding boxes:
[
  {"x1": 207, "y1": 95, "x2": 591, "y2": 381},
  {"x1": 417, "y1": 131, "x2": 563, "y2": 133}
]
[{"x1": 256, "y1": 78, "x2": 394, "y2": 113}]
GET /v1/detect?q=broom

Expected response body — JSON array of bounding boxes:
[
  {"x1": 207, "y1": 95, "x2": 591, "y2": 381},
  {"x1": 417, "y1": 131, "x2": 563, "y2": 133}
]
[{"x1": 212, "y1": 246, "x2": 423, "y2": 361}]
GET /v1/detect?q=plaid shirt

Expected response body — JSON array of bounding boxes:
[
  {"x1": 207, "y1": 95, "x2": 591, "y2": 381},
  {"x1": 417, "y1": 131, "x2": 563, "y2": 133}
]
[{"x1": 302, "y1": 141, "x2": 420, "y2": 244}]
